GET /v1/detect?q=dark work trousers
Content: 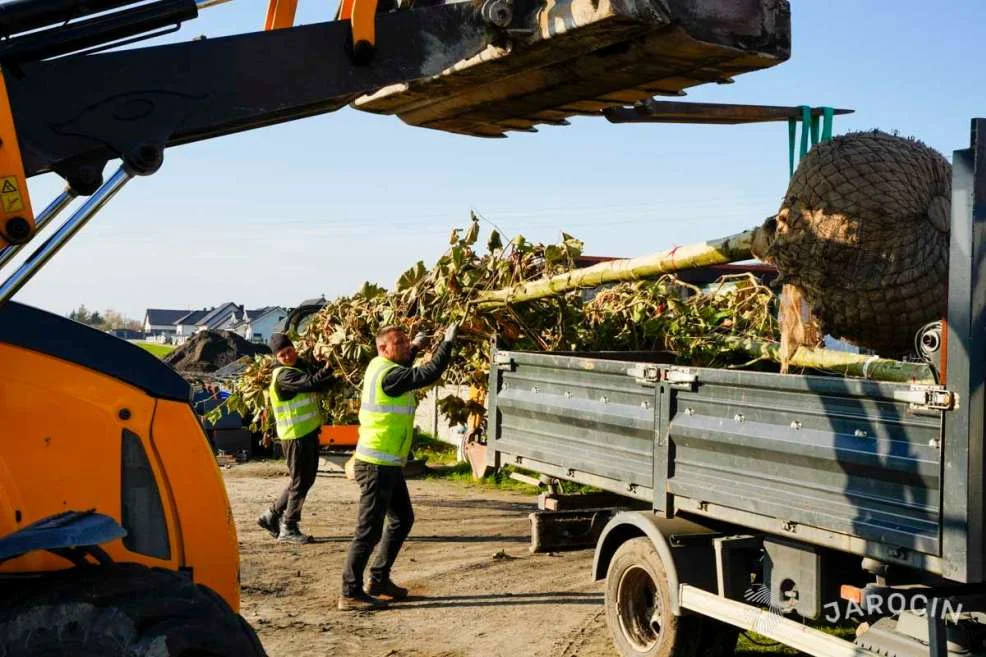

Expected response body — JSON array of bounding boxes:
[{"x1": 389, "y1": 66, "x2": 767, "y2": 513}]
[
  {"x1": 341, "y1": 460, "x2": 414, "y2": 595},
  {"x1": 271, "y1": 430, "x2": 320, "y2": 525}
]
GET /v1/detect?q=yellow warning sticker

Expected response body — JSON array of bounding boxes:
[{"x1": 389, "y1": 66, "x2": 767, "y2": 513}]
[{"x1": 0, "y1": 176, "x2": 23, "y2": 213}]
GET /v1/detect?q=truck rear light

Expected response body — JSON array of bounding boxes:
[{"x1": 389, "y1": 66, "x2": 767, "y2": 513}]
[{"x1": 840, "y1": 585, "x2": 863, "y2": 604}]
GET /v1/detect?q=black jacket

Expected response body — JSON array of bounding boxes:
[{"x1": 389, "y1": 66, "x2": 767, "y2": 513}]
[
  {"x1": 274, "y1": 359, "x2": 334, "y2": 401},
  {"x1": 381, "y1": 340, "x2": 454, "y2": 397}
]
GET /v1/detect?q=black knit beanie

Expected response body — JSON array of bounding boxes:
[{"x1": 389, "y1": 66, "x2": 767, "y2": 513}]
[{"x1": 269, "y1": 332, "x2": 293, "y2": 353}]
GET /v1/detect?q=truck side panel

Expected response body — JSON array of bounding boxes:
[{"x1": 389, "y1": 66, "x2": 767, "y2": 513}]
[
  {"x1": 667, "y1": 368, "x2": 941, "y2": 555},
  {"x1": 492, "y1": 352, "x2": 656, "y2": 498},
  {"x1": 491, "y1": 350, "x2": 945, "y2": 571}
]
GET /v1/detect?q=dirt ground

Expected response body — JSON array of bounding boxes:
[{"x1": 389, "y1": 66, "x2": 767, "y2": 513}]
[{"x1": 225, "y1": 462, "x2": 618, "y2": 657}]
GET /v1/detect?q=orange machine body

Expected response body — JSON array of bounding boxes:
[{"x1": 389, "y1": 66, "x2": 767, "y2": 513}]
[
  {"x1": 319, "y1": 423, "x2": 359, "y2": 449},
  {"x1": 0, "y1": 302, "x2": 241, "y2": 610},
  {"x1": 0, "y1": 71, "x2": 35, "y2": 248},
  {"x1": 265, "y1": 0, "x2": 378, "y2": 54}
]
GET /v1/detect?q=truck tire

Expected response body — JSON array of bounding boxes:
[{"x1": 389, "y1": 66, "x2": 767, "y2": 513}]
[
  {"x1": 0, "y1": 562, "x2": 266, "y2": 656},
  {"x1": 605, "y1": 537, "x2": 700, "y2": 657}
]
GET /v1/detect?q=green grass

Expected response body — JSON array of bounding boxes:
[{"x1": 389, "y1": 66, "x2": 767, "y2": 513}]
[
  {"x1": 408, "y1": 431, "x2": 534, "y2": 492},
  {"x1": 412, "y1": 430, "x2": 601, "y2": 494},
  {"x1": 424, "y1": 462, "x2": 547, "y2": 493},
  {"x1": 424, "y1": 464, "x2": 598, "y2": 496},
  {"x1": 736, "y1": 624, "x2": 856, "y2": 655},
  {"x1": 737, "y1": 632, "x2": 794, "y2": 655},
  {"x1": 410, "y1": 430, "x2": 459, "y2": 466},
  {"x1": 135, "y1": 342, "x2": 175, "y2": 358}
]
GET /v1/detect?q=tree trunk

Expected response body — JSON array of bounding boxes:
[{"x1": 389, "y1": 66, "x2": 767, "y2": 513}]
[
  {"x1": 477, "y1": 229, "x2": 757, "y2": 308},
  {"x1": 727, "y1": 337, "x2": 935, "y2": 383}
]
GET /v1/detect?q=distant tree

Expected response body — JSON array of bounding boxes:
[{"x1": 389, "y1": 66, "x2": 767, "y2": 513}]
[
  {"x1": 68, "y1": 305, "x2": 98, "y2": 325},
  {"x1": 100, "y1": 309, "x2": 133, "y2": 330},
  {"x1": 68, "y1": 306, "x2": 140, "y2": 330}
]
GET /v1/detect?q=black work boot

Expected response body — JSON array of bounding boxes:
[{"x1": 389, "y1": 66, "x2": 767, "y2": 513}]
[
  {"x1": 257, "y1": 509, "x2": 281, "y2": 538},
  {"x1": 337, "y1": 590, "x2": 388, "y2": 611},
  {"x1": 367, "y1": 577, "x2": 409, "y2": 601},
  {"x1": 277, "y1": 521, "x2": 312, "y2": 544}
]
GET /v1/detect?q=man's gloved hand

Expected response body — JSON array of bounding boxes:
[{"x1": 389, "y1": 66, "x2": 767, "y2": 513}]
[
  {"x1": 444, "y1": 322, "x2": 459, "y2": 343},
  {"x1": 410, "y1": 331, "x2": 430, "y2": 350}
]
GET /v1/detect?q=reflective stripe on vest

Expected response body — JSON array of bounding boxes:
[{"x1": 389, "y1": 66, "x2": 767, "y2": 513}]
[
  {"x1": 354, "y1": 444, "x2": 405, "y2": 466},
  {"x1": 356, "y1": 356, "x2": 417, "y2": 466},
  {"x1": 269, "y1": 366, "x2": 323, "y2": 440}
]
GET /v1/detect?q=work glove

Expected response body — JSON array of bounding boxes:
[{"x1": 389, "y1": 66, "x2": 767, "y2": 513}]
[
  {"x1": 444, "y1": 322, "x2": 459, "y2": 343},
  {"x1": 410, "y1": 331, "x2": 429, "y2": 350}
]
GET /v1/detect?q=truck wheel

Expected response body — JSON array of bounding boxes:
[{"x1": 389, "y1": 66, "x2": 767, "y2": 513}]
[
  {"x1": 0, "y1": 563, "x2": 266, "y2": 656},
  {"x1": 605, "y1": 537, "x2": 700, "y2": 657}
]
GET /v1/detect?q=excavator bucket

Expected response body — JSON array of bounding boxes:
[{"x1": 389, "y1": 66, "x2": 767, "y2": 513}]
[{"x1": 354, "y1": 0, "x2": 791, "y2": 137}]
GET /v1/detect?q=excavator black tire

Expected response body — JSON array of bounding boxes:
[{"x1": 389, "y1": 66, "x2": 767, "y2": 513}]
[{"x1": 0, "y1": 562, "x2": 266, "y2": 656}]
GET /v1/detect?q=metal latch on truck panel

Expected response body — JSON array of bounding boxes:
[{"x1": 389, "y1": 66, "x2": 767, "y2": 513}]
[
  {"x1": 494, "y1": 352, "x2": 515, "y2": 371},
  {"x1": 666, "y1": 367, "x2": 698, "y2": 391},
  {"x1": 893, "y1": 385, "x2": 956, "y2": 412},
  {"x1": 627, "y1": 364, "x2": 660, "y2": 385}
]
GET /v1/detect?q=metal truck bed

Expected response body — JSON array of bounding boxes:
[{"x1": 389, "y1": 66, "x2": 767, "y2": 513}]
[{"x1": 487, "y1": 349, "x2": 958, "y2": 577}]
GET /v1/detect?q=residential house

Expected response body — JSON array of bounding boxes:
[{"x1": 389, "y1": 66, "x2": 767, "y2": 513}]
[
  {"x1": 229, "y1": 306, "x2": 289, "y2": 344},
  {"x1": 193, "y1": 302, "x2": 243, "y2": 334},
  {"x1": 143, "y1": 308, "x2": 190, "y2": 339},
  {"x1": 173, "y1": 308, "x2": 211, "y2": 344}
]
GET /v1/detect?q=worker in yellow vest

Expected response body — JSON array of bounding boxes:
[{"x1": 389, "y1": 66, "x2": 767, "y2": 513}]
[
  {"x1": 257, "y1": 333, "x2": 334, "y2": 544},
  {"x1": 338, "y1": 322, "x2": 458, "y2": 611}
]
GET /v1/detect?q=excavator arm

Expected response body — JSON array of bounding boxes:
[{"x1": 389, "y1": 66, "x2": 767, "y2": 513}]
[
  {"x1": 0, "y1": 0, "x2": 495, "y2": 271},
  {"x1": 0, "y1": 0, "x2": 792, "y2": 304},
  {"x1": 3, "y1": 0, "x2": 492, "y2": 189}
]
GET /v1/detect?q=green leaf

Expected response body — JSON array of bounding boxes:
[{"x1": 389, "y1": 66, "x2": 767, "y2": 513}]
[
  {"x1": 451, "y1": 245, "x2": 465, "y2": 269},
  {"x1": 487, "y1": 230, "x2": 502, "y2": 252},
  {"x1": 397, "y1": 261, "x2": 427, "y2": 290},
  {"x1": 544, "y1": 244, "x2": 564, "y2": 264},
  {"x1": 329, "y1": 328, "x2": 347, "y2": 345},
  {"x1": 464, "y1": 218, "x2": 480, "y2": 246},
  {"x1": 562, "y1": 232, "x2": 584, "y2": 257},
  {"x1": 358, "y1": 282, "x2": 385, "y2": 299}
]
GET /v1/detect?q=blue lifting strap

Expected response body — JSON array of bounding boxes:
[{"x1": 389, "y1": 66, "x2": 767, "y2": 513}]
[{"x1": 788, "y1": 105, "x2": 837, "y2": 177}]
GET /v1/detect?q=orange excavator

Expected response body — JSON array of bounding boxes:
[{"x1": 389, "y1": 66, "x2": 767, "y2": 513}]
[{"x1": 0, "y1": 0, "x2": 790, "y2": 652}]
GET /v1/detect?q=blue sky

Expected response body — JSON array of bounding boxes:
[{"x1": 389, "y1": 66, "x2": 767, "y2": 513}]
[{"x1": 10, "y1": 0, "x2": 986, "y2": 320}]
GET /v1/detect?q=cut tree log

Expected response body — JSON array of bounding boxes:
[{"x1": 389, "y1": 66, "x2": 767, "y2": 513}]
[
  {"x1": 727, "y1": 337, "x2": 935, "y2": 384},
  {"x1": 477, "y1": 229, "x2": 757, "y2": 308}
]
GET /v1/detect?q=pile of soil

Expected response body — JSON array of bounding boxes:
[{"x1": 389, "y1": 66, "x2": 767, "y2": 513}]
[{"x1": 164, "y1": 331, "x2": 270, "y2": 373}]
